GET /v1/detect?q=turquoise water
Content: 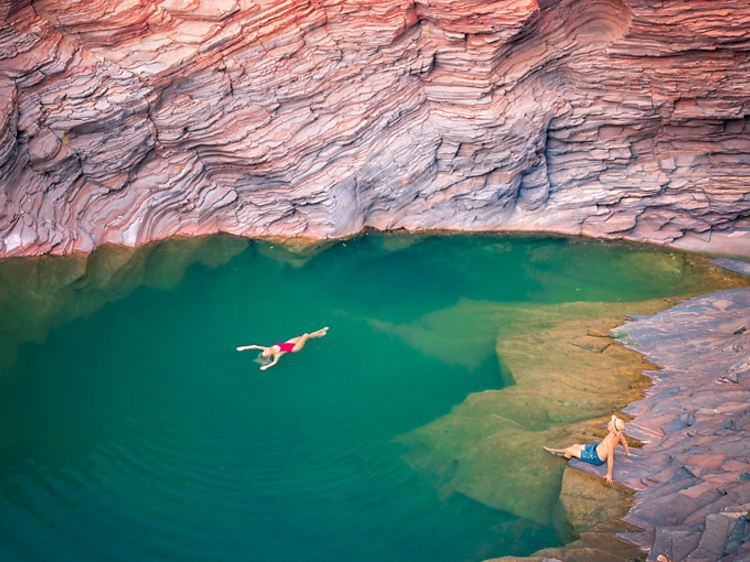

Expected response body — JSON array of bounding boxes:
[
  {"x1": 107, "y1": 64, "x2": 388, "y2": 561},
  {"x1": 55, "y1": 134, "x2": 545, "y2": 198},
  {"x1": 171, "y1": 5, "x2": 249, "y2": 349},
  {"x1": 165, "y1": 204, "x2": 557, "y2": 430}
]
[{"x1": 0, "y1": 234, "x2": 715, "y2": 562}]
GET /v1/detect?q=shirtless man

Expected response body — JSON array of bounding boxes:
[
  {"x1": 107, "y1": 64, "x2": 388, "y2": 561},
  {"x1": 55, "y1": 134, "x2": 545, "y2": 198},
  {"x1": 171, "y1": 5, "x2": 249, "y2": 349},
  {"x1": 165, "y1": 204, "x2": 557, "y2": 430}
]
[
  {"x1": 236, "y1": 327, "x2": 328, "y2": 370},
  {"x1": 543, "y1": 415, "x2": 631, "y2": 485}
]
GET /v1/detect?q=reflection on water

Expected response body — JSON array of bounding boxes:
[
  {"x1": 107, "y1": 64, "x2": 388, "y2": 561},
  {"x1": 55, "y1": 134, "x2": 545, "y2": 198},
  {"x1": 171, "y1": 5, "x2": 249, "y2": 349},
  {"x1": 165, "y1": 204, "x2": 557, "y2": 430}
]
[
  {"x1": 0, "y1": 236, "x2": 249, "y2": 375},
  {"x1": 0, "y1": 233, "x2": 744, "y2": 562}
]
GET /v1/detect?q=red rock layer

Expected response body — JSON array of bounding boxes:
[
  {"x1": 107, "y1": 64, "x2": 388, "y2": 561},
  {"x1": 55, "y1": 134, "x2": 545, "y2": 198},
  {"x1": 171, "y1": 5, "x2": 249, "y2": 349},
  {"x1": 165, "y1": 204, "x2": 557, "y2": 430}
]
[{"x1": 1, "y1": 0, "x2": 749, "y2": 256}]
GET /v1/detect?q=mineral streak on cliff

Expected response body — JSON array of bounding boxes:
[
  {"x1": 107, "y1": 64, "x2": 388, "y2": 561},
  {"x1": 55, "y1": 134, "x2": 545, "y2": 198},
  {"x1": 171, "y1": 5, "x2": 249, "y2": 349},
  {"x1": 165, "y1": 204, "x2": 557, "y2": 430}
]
[{"x1": 1, "y1": 0, "x2": 749, "y2": 257}]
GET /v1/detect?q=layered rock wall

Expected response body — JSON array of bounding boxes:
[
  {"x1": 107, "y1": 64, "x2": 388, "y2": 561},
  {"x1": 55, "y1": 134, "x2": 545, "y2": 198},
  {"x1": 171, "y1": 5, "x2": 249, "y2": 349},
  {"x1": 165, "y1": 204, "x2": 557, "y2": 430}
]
[{"x1": 1, "y1": 0, "x2": 749, "y2": 257}]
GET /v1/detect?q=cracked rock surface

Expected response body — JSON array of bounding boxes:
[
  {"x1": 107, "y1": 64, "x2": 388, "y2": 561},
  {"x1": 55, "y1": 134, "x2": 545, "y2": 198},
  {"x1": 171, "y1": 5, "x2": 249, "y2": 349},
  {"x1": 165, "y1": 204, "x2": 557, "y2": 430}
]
[{"x1": 1, "y1": 0, "x2": 750, "y2": 257}]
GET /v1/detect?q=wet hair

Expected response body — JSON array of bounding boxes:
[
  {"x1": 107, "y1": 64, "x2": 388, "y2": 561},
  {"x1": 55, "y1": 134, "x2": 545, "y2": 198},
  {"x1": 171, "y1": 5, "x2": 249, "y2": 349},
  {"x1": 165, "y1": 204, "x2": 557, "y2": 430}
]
[{"x1": 254, "y1": 354, "x2": 272, "y2": 366}]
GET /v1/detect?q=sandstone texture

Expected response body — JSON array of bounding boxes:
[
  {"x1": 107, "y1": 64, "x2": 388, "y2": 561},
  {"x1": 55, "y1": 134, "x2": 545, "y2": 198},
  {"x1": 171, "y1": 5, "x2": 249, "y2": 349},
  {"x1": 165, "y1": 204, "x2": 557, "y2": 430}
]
[{"x1": 1, "y1": 0, "x2": 749, "y2": 257}]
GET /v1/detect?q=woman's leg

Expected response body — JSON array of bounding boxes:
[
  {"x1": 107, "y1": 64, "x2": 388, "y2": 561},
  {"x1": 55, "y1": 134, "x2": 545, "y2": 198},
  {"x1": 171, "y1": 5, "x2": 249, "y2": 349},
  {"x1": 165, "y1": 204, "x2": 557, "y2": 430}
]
[
  {"x1": 543, "y1": 444, "x2": 585, "y2": 459},
  {"x1": 286, "y1": 327, "x2": 328, "y2": 352}
]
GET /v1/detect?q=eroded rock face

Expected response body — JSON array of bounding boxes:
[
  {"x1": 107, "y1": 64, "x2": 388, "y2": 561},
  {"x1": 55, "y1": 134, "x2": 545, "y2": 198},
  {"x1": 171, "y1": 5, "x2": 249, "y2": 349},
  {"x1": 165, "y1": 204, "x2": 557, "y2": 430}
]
[{"x1": 1, "y1": 0, "x2": 749, "y2": 257}]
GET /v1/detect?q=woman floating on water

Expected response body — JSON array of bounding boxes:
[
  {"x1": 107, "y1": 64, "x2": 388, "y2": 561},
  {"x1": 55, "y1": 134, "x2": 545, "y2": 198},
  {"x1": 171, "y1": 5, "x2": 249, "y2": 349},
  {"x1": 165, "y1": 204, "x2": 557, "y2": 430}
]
[{"x1": 236, "y1": 327, "x2": 329, "y2": 370}]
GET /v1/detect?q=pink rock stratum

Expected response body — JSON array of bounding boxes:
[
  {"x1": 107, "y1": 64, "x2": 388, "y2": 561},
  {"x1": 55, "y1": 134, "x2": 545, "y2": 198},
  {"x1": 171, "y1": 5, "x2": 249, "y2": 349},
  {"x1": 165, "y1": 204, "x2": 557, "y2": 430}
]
[{"x1": 1, "y1": 0, "x2": 750, "y2": 257}]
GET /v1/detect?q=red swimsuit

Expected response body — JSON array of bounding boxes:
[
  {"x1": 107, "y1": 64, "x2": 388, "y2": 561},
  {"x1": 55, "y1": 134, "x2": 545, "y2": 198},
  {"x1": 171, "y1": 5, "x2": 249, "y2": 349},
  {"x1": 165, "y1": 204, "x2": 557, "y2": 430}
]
[{"x1": 274, "y1": 342, "x2": 296, "y2": 353}]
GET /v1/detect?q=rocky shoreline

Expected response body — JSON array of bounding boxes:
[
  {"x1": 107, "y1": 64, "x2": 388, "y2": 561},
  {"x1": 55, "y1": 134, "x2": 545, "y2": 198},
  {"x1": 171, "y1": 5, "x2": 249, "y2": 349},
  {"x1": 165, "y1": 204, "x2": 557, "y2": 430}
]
[{"x1": 549, "y1": 260, "x2": 750, "y2": 561}]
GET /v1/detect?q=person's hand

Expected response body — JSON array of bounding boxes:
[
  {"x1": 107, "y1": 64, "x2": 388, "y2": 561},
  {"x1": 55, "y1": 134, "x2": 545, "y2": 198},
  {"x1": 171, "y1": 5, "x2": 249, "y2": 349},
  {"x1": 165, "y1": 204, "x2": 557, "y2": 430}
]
[
  {"x1": 260, "y1": 365, "x2": 269, "y2": 371},
  {"x1": 236, "y1": 346, "x2": 245, "y2": 352},
  {"x1": 605, "y1": 475, "x2": 613, "y2": 485}
]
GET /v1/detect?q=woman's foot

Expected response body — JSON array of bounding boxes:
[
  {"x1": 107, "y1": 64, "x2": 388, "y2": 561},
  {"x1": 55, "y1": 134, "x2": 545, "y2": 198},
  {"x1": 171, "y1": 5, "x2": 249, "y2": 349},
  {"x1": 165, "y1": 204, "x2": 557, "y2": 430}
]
[{"x1": 543, "y1": 446, "x2": 566, "y2": 456}]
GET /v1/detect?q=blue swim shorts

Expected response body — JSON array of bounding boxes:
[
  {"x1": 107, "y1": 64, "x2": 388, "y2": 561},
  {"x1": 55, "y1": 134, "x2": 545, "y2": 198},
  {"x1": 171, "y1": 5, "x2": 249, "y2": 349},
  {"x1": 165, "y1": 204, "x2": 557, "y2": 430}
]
[{"x1": 580, "y1": 443, "x2": 606, "y2": 466}]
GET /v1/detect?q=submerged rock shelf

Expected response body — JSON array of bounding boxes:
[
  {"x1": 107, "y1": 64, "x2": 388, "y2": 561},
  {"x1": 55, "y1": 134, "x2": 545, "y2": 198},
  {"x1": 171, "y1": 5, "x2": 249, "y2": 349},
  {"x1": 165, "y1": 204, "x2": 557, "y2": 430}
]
[{"x1": 1, "y1": 0, "x2": 750, "y2": 257}]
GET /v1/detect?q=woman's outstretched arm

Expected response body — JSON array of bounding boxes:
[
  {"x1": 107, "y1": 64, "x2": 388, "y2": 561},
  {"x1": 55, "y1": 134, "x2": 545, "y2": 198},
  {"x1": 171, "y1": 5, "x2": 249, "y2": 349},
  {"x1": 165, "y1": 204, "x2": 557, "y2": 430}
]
[
  {"x1": 236, "y1": 344, "x2": 266, "y2": 352},
  {"x1": 260, "y1": 355, "x2": 280, "y2": 371}
]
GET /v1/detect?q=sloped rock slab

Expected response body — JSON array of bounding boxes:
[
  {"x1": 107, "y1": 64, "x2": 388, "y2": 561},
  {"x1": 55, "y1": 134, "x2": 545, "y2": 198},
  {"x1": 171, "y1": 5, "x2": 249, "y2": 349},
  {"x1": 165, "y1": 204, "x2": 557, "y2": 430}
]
[
  {"x1": 611, "y1": 288, "x2": 750, "y2": 561},
  {"x1": 712, "y1": 259, "x2": 750, "y2": 279}
]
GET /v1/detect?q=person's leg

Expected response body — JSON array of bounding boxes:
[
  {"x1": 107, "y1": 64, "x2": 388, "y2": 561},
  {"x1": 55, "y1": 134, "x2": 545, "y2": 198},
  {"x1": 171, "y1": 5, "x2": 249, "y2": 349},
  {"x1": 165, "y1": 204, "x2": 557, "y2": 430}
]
[
  {"x1": 564, "y1": 444, "x2": 585, "y2": 459},
  {"x1": 286, "y1": 334, "x2": 309, "y2": 351},
  {"x1": 544, "y1": 444, "x2": 585, "y2": 459},
  {"x1": 286, "y1": 328, "x2": 328, "y2": 352},
  {"x1": 308, "y1": 327, "x2": 328, "y2": 338}
]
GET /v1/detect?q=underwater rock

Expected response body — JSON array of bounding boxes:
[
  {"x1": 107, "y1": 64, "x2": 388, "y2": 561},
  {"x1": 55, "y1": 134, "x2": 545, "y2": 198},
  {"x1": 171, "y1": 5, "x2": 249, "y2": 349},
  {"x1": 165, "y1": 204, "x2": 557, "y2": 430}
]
[
  {"x1": 1, "y1": 0, "x2": 750, "y2": 256},
  {"x1": 394, "y1": 300, "x2": 671, "y2": 525}
]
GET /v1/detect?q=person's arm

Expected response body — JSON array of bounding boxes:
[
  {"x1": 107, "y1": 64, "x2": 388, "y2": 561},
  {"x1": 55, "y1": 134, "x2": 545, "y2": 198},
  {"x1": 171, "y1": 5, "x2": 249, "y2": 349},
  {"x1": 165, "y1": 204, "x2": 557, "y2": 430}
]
[
  {"x1": 605, "y1": 449, "x2": 615, "y2": 485},
  {"x1": 237, "y1": 345, "x2": 265, "y2": 352},
  {"x1": 260, "y1": 354, "x2": 280, "y2": 371},
  {"x1": 619, "y1": 432, "x2": 631, "y2": 456}
]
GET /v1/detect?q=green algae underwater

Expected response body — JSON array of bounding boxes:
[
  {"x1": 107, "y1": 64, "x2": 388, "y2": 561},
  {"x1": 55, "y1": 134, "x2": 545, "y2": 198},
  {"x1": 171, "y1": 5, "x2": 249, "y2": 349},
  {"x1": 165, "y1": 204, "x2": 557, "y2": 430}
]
[{"x1": 0, "y1": 233, "x2": 744, "y2": 562}]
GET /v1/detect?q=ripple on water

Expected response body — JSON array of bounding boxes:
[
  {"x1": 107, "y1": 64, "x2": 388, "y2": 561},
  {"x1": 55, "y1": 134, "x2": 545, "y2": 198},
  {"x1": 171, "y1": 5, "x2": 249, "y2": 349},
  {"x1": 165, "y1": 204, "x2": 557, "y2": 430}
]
[{"x1": 36, "y1": 413, "x2": 426, "y2": 558}]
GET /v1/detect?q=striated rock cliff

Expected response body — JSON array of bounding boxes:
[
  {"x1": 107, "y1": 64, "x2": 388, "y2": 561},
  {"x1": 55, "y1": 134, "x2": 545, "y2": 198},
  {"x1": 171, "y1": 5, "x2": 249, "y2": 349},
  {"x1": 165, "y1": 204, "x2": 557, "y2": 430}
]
[{"x1": 1, "y1": 0, "x2": 749, "y2": 257}]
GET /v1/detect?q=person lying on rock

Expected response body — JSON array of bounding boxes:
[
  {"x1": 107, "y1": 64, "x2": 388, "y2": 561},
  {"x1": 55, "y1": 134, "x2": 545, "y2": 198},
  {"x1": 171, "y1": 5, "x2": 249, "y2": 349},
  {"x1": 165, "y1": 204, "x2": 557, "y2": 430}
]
[
  {"x1": 236, "y1": 327, "x2": 329, "y2": 370},
  {"x1": 543, "y1": 414, "x2": 630, "y2": 485}
]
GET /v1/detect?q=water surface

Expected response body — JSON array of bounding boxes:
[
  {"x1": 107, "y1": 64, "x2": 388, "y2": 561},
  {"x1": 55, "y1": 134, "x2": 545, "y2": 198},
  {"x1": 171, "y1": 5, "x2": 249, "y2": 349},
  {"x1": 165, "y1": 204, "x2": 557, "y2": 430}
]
[{"x1": 0, "y1": 234, "x2": 726, "y2": 562}]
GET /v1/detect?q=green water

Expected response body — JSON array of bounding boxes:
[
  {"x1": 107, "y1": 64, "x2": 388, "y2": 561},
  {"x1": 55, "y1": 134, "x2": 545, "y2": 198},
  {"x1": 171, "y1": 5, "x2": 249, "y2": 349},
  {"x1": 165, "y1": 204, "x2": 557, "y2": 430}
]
[{"x1": 0, "y1": 234, "x2": 720, "y2": 562}]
